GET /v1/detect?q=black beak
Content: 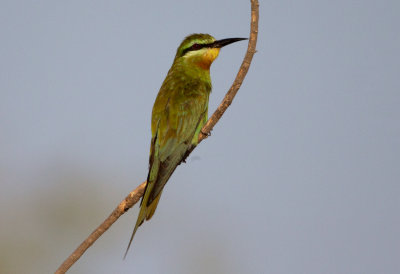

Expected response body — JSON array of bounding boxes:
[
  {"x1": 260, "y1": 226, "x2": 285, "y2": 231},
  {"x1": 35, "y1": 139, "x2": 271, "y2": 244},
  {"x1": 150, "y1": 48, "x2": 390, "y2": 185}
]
[{"x1": 210, "y1": 37, "x2": 247, "y2": 48}]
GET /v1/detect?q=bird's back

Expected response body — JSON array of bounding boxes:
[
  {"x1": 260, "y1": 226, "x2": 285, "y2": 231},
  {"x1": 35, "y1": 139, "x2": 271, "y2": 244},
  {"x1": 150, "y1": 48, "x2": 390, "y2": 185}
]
[{"x1": 146, "y1": 64, "x2": 212, "y2": 207}]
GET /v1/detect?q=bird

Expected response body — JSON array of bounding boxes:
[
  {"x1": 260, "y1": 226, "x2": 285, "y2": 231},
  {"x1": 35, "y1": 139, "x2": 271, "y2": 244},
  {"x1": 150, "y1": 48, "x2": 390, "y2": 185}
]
[{"x1": 124, "y1": 33, "x2": 247, "y2": 258}]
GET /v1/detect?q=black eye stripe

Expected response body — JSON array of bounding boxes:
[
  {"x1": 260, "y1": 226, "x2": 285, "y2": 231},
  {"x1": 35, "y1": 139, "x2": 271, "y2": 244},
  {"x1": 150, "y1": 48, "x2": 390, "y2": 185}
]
[{"x1": 181, "y1": 42, "x2": 214, "y2": 56}]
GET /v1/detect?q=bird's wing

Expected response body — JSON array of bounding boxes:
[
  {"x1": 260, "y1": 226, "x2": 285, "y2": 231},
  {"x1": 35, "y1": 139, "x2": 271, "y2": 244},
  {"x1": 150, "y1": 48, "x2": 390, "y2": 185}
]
[
  {"x1": 146, "y1": 88, "x2": 209, "y2": 205},
  {"x1": 124, "y1": 80, "x2": 209, "y2": 258}
]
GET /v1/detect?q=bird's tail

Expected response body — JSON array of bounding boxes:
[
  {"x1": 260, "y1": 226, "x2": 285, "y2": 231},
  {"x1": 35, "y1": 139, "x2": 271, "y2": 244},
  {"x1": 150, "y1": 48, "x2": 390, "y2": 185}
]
[
  {"x1": 123, "y1": 178, "x2": 162, "y2": 259},
  {"x1": 123, "y1": 140, "x2": 186, "y2": 258}
]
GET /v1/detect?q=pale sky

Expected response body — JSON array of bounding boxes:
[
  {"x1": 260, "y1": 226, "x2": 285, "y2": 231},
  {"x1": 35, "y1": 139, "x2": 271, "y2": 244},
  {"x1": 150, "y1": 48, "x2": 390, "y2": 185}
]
[{"x1": 1, "y1": 1, "x2": 399, "y2": 273}]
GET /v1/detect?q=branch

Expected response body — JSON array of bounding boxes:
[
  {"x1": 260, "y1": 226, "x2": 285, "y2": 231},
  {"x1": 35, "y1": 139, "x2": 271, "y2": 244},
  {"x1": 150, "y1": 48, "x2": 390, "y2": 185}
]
[
  {"x1": 55, "y1": 1, "x2": 258, "y2": 273},
  {"x1": 198, "y1": 0, "x2": 259, "y2": 143},
  {"x1": 55, "y1": 182, "x2": 146, "y2": 274}
]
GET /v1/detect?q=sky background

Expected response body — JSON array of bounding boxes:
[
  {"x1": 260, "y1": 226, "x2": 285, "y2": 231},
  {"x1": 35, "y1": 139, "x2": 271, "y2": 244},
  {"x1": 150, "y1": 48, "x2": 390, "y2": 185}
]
[{"x1": 1, "y1": 1, "x2": 399, "y2": 273}]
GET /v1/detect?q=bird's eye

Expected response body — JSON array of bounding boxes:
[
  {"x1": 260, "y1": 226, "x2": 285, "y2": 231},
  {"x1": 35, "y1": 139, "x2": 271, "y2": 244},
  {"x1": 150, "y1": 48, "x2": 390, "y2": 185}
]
[{"x1": 191, "y1": 43, "x2": 201, "y2": 50}]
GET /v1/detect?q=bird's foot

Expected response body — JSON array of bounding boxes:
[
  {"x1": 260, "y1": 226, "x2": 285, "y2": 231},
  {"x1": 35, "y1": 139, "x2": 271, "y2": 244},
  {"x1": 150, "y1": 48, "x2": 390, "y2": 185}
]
[{"x1": 201, "y1": 130, "x2": 211, "y2": 137}]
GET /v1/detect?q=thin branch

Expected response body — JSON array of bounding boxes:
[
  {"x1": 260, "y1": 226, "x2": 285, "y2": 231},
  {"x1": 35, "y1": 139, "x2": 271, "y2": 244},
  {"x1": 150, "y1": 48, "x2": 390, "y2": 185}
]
[
  {"x1": 198, "y1": 0, "x2": 259, "y2": 143},
  {"x1": 55, "y1": 182, "x2": 146, "y2": 274},
  {"x1": 55, "y1": 1, "x2": 258, "y2": 273}
]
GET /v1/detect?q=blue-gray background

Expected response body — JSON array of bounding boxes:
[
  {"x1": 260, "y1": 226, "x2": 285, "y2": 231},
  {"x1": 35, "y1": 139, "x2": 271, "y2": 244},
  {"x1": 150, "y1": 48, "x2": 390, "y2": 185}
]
[{"x1": 1, "y1": 1, "x2": 399, "y2": 273}]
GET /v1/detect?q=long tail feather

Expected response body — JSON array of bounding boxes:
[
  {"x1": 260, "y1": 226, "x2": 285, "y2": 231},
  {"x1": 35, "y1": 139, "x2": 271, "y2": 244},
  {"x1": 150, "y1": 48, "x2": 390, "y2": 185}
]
[
  {"x1": 123, "y1": 180, "x2": 155, "y2": 259},
  {"x1": 124, "y1": 141, "x2": 189, "y2": 258}
]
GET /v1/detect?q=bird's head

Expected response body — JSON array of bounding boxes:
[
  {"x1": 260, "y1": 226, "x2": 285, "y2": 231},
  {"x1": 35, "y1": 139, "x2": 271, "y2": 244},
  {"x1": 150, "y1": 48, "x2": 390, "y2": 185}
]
[{"x1": 175, "y1": 34, "x2": 247, "y2": 70}]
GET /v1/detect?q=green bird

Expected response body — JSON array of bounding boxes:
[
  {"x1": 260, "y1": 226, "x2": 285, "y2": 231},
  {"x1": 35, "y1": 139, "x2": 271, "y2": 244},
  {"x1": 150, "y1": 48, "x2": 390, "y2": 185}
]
[{"x1": 124, "y1": 34, "x2": 246, "y2": 257}]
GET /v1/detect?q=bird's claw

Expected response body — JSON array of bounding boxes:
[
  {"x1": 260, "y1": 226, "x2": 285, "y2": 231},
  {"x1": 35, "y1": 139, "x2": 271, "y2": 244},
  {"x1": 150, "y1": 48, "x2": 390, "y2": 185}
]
[{"x1": 201, "y1": 130, "x2": 211, "y2": 137}]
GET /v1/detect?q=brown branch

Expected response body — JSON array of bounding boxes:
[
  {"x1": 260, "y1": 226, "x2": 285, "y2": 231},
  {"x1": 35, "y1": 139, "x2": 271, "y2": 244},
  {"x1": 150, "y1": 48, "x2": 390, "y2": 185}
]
[
  {"x1": 54, "y1": 182, "x2": 147, "y2": 274},
  {"x1": 198, "y1": 0, "x2": 259, "y2": 143},
  {"x1": 55, "y1": 1, "x2": 258, "y2": 273}
]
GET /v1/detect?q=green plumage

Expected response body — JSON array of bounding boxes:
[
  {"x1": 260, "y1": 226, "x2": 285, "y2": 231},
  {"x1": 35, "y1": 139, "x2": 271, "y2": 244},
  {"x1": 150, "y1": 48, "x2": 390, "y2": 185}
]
[{"x1": 124, "y1": 33, "x2": 246, "y2": 257}]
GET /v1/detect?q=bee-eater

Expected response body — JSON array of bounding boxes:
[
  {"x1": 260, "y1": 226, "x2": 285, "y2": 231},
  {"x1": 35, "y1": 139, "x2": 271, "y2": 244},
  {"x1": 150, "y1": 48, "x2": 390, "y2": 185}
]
[{"x1": 124, "y1": 34, "x2": 246, "y2": 257}]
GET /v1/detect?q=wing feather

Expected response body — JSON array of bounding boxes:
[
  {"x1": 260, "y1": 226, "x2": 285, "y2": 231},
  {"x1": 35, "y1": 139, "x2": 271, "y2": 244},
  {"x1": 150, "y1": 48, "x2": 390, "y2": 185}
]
[{"x1": 146, "y1": 79, "x2": 210, "y2": 205}]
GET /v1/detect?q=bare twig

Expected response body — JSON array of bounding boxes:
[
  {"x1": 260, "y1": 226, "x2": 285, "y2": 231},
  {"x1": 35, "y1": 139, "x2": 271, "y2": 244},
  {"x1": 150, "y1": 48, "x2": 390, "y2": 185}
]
[
  {"x1": 55, "y1": 182, "x2": 146, "y2": 274},
  {"x1": 198, "y1": 0, "x2": 259, "y2": 143},
  {"x1": 55, "y1": 1, "x2": 258, "y2": 273}
]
